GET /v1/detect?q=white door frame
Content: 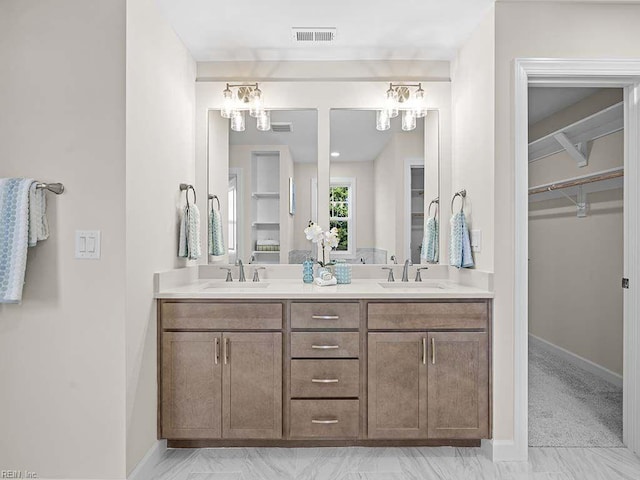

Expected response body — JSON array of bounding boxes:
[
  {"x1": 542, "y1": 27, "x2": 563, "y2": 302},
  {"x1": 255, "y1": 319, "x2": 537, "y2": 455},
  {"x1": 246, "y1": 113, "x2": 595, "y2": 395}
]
[{"x1": 514, "y1": 59, "x2": 640, "y2": 460}]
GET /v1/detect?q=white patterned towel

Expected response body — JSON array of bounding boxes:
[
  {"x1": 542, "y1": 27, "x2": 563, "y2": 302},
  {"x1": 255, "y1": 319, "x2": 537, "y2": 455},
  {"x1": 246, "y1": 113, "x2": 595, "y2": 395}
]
[
  {"x1": 0, "y1": 178, "x2": 49, "y2": 304},
  {"x1": 421, "y1": 216, "x2": 439, "y2": 264},
  {"x1": 178, "y1": 203, "x2": 201, "y2": 260},
  {"x1": 449, "y1": 211, "x2": 474, "y2": 268},
  {"x1": 209, "y1": 206, "x2": 226, "y2": 256}
]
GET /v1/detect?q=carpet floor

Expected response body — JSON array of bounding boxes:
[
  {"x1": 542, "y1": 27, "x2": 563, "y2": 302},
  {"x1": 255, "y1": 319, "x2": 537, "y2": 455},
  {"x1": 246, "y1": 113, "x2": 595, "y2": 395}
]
[{"x1": 529, "y1": 341, "x2": 623, "y2": 447}]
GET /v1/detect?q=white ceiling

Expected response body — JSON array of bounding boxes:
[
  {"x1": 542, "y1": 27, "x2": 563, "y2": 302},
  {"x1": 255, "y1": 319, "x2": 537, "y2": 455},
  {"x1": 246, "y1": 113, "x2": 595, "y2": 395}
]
[
  {"x1": 229, "y1": 109, "x2": 422, "y2": 164},
  {"x1": 156, "y1": 0, "x2": 494, "y2": 61},
  {"x1": 528, "y1": 87, "x2": 602, "y2": 125}
]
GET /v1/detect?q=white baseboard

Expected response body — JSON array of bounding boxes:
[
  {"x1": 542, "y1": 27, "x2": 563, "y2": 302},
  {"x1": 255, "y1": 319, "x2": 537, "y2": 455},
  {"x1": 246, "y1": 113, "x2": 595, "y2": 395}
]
[
  {"x1": 529, "y1": 334, "x2": 622, "y2": 388},
  {"x1": 128, "y1": 440, "x2": 167, "y2": 480},
  {"x1": 480, "y1": 439, "x2": 527, "y2": 462}
]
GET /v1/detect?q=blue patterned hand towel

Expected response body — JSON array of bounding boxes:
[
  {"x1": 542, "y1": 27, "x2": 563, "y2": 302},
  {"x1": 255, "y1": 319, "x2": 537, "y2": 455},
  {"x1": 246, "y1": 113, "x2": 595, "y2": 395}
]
[
  {"x1": 421, "y1": 216, "x2": 439, "y2": 263},
  {"x1": 209, "y1": 206, "x2": 226, "y2": 256},
  {"x1": 0, "y1": 178, "x2": 49, "y2": 303},
  {"x1": 449, "y1": 211, "x2": 474, "y2": 268},
  {"x1": 178, "y1": 203, "x2": 201, "y2": 260}
]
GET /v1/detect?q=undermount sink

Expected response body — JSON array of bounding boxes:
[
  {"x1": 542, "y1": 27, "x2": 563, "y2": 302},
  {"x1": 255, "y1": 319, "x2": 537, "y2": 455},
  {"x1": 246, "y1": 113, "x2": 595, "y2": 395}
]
[
  {"x1": 378, "y1": 282, "x2": 448, "y2": 289},
  {"x1": 204, "y1": 282, "x2": 270, "y2": 289}
]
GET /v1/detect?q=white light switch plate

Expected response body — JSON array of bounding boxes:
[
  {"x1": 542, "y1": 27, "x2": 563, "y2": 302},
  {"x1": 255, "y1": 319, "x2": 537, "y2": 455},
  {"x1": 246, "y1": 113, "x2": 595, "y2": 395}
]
[
  {"x1": 75, "y1": 230, "x2": 101, "y2": 259},
  {"x1": 471, "y1": 229, "x2": 482, "y2": 253}
]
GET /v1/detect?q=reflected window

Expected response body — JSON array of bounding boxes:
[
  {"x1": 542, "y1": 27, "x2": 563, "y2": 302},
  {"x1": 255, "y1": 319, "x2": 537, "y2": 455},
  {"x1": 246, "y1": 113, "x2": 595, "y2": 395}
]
[
  {"x1": 329, "y1": 178, "x2": 355, "y2": 255},
  {"x1": 228, "y1": 174, "x2": 238, "y2": 261}
]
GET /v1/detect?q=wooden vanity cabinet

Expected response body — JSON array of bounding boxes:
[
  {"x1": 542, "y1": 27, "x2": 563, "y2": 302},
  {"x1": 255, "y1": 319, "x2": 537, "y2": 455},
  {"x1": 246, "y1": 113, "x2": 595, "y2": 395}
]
[{"x1": 159, "y1": 302, "x2": 283, "y2": 440}]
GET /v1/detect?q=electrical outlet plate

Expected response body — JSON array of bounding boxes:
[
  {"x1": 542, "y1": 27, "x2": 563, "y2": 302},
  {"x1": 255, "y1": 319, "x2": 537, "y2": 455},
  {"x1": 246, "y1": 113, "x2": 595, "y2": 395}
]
[{"x1": 75, "y1": 230, "x2": 101, "y2": 259}]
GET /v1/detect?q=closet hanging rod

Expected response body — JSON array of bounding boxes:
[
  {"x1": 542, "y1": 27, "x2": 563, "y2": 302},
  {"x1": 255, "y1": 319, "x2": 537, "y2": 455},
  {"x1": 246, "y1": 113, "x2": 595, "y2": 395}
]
[
  {"x1": 528, "y1": 167, "x2": 623, "y2": 195},
  {"x1": 36, "y1": 182, "x2": 64, "y2": 194}
]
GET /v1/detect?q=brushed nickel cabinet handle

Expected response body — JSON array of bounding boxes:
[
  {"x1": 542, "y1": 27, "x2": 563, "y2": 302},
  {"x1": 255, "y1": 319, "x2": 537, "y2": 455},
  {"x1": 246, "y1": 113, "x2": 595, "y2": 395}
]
[
  {"x1": 422, "y1": 338, "x2": 427, "y2": 365},
  {"x1": 311, "y1": 315, "x2": 340, "y2": 320},
  {"x1": 311, "y1": 419, "x2": 339, "y2": 424},
  {"x1": 311, "y1": 345, "x2": 340, "y2": 350},
  {"x1": 431, "y1": 337, "x2": 435, "y2": 365},
  {"x1": 214, "y1": 337, "x2": 219, "y2": 365},
  {"x1": 311, "y1": 378, "x2": 339, "y2": 383},
  {"x1": 224, "y1": 338, "x2": 229, "y2": 365}
]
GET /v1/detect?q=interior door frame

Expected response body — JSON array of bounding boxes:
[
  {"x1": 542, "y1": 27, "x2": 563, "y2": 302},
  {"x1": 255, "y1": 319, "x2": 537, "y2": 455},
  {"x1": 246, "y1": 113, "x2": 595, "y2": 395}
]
[{"x1": 513, "y1": 59, "x2": 640, "y2": 461}]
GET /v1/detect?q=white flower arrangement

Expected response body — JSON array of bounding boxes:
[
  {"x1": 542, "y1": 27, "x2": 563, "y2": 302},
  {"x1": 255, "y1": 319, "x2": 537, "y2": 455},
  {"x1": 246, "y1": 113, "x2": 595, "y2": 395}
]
[{"x1": 304, "y1": 222, "x2": 339, "y2": 267}]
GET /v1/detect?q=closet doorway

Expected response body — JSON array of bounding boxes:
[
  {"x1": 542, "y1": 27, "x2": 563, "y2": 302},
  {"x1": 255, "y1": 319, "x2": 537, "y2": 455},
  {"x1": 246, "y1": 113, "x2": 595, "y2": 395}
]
[{"x1": 527, "y1": 87, "x2": 624, "y2": 447}]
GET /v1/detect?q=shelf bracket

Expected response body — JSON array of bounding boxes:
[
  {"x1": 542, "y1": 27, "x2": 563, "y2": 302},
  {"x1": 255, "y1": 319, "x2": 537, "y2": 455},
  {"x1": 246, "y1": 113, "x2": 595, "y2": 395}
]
[
  {"x1": 553, "y1": 132, "x2": 589, "y2": 167},
  {"x1": 556, "y1": 185, "x2": 588, "y2": 217}
]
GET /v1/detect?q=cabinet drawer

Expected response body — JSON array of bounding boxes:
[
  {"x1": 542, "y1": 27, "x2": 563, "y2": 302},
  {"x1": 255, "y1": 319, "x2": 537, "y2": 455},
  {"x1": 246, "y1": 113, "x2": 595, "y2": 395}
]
[
  {"x1": 291, "y1": 360, "x2": 359, "y2": 398},
  {"x1": 291, "y1": 332, "x2": 360, "y2": 358},
  {"x1": 291, "y1": 302, "x2": 360, "y2": 329},
  {"x1": 290, "y1": 400, "x2": 359, "y2": 438},
  {"x1": 368, "y1": 302, "x2": 488, "y2": 330},
  {"x1": 162, "y1": 302, "x2": 283, "y2": 330}
]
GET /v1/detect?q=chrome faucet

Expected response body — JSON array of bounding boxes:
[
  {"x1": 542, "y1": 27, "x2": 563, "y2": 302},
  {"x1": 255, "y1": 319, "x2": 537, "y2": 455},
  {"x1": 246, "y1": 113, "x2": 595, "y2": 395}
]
[
  {"x1": 236, "y1": 259, "x2": 246, "y2": 282},
  {"x1": 390, "y1": 255, "x2": 398, "y2": 264},
  {"x1": 381, "y1": 267, "x2": 395, "y2": 282},
  {"x1": 402, "y1": 259, "x2": 412, "y2": 282}
]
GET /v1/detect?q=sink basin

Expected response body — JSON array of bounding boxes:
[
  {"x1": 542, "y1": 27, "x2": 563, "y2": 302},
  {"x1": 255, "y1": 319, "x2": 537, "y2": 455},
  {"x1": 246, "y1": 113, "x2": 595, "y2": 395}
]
[
  {"x1": 204, "y1": 282, "x2": 270, "y2": 289},
  {"x1": 378, "y1": 282, "x2": 448, "y2": 289}
]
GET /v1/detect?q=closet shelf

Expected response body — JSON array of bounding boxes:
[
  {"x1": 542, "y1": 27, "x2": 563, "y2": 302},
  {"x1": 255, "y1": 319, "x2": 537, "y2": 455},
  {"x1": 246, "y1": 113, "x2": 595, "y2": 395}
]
[
  {"x1": 528, "y1": 102, "x2": 623, "y2": 163},
  {"x1": 528, "y1": 166, "x2": 623, "y2": 203},
  {"x1": 252, "y1": 250, "x2": 279, "y2": 255}
]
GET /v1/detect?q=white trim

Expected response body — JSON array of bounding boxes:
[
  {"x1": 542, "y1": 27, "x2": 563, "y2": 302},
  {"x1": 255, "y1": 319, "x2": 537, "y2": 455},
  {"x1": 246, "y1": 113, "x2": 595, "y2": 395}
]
[
  {"x1": 127, "y1": 440, "x2": 167, "y2": 480},
  {"x1": 529, "y1": 334, "x2": 622, "y2": 388},
  {"x1": 481, "y1": 439, "x2": 521, "y2": 462},
  {"x1": 514, "y1": 58, "x2": 640, "y2": 462}
]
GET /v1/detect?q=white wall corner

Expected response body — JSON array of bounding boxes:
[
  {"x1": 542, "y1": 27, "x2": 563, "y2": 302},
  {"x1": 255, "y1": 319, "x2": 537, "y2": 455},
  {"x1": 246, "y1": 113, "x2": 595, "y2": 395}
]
[
  {"x1": 127, "y1": 440, "x2": 167, "y2": 480},
  {"x1": 481, "y1": 439, "x2": 527, "y2": 462}
]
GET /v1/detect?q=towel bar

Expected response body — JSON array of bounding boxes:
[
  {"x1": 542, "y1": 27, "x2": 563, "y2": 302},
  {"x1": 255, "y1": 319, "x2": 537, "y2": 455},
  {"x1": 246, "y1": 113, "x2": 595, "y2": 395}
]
[
  {"x1": 451, "y1": 190, "x2": 466, "y2": 213},
  {"x1": 36, "y1": 182, "x2": 64, "y2": 195},
  {"x1": 209, "y1": 194, "x2": 221, "y2": 211}
]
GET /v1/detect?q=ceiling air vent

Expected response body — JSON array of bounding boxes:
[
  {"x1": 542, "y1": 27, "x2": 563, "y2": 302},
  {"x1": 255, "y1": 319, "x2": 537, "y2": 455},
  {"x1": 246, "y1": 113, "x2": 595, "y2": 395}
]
[
  {"x1": 291, "y1": 27, "x2": 336, "y2": 44},
  {"x1": 271, "y1": 122, "x2": 293, "y2": 133}
]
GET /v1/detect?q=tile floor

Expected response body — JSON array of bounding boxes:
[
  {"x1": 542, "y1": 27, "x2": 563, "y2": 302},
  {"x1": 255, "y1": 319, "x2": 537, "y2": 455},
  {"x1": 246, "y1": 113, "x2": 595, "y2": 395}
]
[{"x1": 148, "y1": 446, "x2": 640, "y2": 480}]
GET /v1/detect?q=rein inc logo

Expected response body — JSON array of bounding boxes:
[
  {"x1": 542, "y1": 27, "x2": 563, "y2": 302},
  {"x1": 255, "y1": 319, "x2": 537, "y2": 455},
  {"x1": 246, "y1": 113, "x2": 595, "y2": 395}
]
[{"x1": 1, "y1": 472, "x2": 38, "y2": 478}]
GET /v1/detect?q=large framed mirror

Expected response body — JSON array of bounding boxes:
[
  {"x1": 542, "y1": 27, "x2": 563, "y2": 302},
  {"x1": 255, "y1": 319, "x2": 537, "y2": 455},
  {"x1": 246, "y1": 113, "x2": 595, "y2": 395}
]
[
  {"x1": 207, "y1": 109, "x2": 318, "y2": 264},
  {"x1": 329, "y1": 109, "x2": 440, "y2": 265}
]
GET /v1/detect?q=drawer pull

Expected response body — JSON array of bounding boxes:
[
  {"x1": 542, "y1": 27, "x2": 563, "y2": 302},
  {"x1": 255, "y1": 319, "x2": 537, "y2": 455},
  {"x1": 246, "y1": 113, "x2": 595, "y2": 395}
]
[
  {"x1": 431, "y1": 337, "x2": 436, "y2": 364},
  {"x1": 311, "y1": 315, "x2": 340, "y2": 320},
  {"x1": 214, "y1": 337, "x2": 220, "y2": 365},
  {"x1": 311, "y1": 345, "x2": 340, "y2": 350},
  {"x1": 311, "y1": 378, "x2": 339, "y2": 383},
  {"x1": 311, "y1": 419, "x2": 339, "y2": 424},
  {"x1": 422, "y1": 337, "x2": 426, "y2": 365}
]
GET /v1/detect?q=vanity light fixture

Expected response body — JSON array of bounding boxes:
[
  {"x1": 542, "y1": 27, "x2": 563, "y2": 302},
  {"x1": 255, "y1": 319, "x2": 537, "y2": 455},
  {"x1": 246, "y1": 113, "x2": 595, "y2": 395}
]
[
  {"x1": 220, "y1": 82, "x2": 270, "y2": 131},
  {"x1": 376, "y1": 83, "x2": 428, "y2": 131}
]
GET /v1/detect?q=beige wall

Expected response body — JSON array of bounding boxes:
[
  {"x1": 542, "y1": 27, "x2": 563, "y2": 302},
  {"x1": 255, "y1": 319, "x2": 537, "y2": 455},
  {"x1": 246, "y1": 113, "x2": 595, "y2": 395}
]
[
  {"x1": 0, "y1": 1, "x2": 127, "y2": 478},
  {"x1": 125, "y1": 0, "x2": 196, "y2": 474},
  {"x1": 491, "y1": 0, "x2": 640, "y2": 442},
  {"x1": 293, "y1": 163, "x2": 318, "y2": 251},
  {"x1": 451, "y1": 6, "x2": 495, "y2": 272}
]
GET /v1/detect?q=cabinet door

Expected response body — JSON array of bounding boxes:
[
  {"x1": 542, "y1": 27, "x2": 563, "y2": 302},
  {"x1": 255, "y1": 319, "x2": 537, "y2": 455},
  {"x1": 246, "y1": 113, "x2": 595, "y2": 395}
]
[
  {"x1": 161, "y1": 332, "x2": 222, "y2": 439},
  {"x1": 368, "y1": 332, "x2": 427, "y2": 439},
  {"x1": 222, "y1": 332, "x2": 282, "y2": 439},
  {"x1": 427, "y1": 332, "x2": 489, "y2": 439}
]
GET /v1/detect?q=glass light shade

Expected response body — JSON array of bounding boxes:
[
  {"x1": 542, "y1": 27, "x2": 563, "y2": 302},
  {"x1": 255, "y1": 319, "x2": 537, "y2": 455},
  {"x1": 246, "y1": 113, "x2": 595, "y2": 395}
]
[
  {"x1": 231, "y1": 110, "x2": 245, "y2": 132},
  {"x1": 221, "y1": 88, "x2": 235, "y2": 119},
  {"x1": 249, "y1": 88, "x2": 264, "y2": 117},
  {"x1": 256, "y1": 110, "x2": 271, "y2": 131},
  {"x1": 376, "y1": 110, "x2": 390, "y2": 131},
  {"x1": 402, "y1": 109, "x2": 416, "y2": 131},
  {"x1": 385, "y1": 88, "x2": 399, "y2": 118},
  {"x1": 413, "y1": 88, "x2": 428, "y2": 118}
]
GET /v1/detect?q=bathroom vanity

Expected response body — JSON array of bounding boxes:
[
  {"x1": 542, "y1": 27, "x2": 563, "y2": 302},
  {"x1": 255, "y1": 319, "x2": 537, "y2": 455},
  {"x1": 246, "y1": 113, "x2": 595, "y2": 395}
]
[{"x1": 156, "y1": 279, "x2": 492, "y2": 447}]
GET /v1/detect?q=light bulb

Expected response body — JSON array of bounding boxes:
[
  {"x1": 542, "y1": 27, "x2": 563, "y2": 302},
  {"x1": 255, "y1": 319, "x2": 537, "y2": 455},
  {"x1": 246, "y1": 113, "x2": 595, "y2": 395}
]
[
  {"x1": 376, "y1": 110, "x2": 390, "y2": 131},
  {"x1": 256, "y1": 110, "x2": 271, "y2": 131},
  {"x1": 231, "y1": 110, "x2": 245, "y2": 132},
  {"x1": 249, "y1": 87, "x2": 264, "y2": 118},
  {"x1": 414, "y1": 87, "x2": 428, "y2": 118},
  {"x1": 402, "y1": 109, "x2": 416, "y2": 131},
  {"x1": 221, "y1": 86, "x2": 235, "y2": 119},
  {"x1": 385, "y1": 86, "x2": 399, "y2": 118}
]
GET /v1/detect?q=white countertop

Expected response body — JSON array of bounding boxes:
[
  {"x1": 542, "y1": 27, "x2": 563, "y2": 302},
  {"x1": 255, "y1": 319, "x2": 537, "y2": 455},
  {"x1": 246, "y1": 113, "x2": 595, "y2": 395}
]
[{"x1": 155, "y1": 279, "x2": 493, "y2": 300}]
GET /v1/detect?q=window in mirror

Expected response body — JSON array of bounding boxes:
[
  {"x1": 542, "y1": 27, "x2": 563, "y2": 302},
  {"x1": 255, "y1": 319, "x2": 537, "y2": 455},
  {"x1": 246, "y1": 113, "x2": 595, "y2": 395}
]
[{"x1": 329, "y1": 179, "x2": 355, "y2": 255}]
